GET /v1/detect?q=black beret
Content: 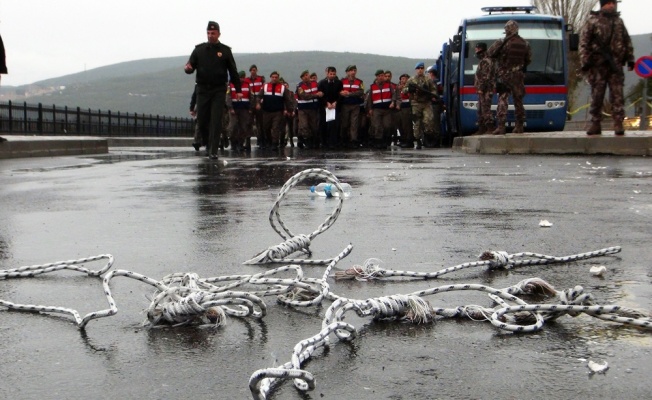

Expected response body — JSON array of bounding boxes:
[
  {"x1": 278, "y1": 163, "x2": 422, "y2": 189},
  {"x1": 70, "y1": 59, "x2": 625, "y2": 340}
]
[{"x1": 207, "y1": 21, "x2": 220, "y2": 31}]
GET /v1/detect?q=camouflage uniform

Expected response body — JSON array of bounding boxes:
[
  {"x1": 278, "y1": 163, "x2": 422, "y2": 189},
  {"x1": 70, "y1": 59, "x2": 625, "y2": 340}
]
[
  {"x1": 473, "y1": 45, "x2": 495, "y2": 134},
  {"x1": 487, "y1": 20, "x2": 532, "y2": 134},
  {"x1": 403, "y1": 74, "x2": 437, "y2": 146},
  {"x1": 579, "y1": 6, "x2": 635, "y2": 135}
]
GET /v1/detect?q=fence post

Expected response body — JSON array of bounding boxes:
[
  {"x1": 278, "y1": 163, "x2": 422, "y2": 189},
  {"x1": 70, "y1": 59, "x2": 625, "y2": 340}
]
[
  {"x1": 64, "y1": 106, "x2": 68, "y2": 133},
  {"x1": 8, "y1": 100, "x2": 13, "y2": 133},
  {"x1": 87, "y1": 108, "x2": 92, "y2": 133},
  {"x1": 134, "y1": 113, "x2": 138, "y2": 135},
  {"x1": 52, "y1": 104, "x2": 57, "y2": 134},
  {"x1": 108, "y1": 110, "x2": 112, "y2": 136},
  {"x1": 37, "y1": 103, "x2": 43, "y2": 133},
  {"x1": 76, "y1": 107, "x2": 81, "y2": 134}
]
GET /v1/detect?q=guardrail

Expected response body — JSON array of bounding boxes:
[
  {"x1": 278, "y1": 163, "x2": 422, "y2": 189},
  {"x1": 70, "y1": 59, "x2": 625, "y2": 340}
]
[{"x1": 0, "y1": 100, "x2": 193, "y2": 137}]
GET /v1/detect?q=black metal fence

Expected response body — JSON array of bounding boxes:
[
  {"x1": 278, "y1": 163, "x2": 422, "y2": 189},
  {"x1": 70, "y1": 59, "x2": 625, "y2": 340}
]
[{"x1": 0, "y1": 101, "x2": 193, "y2": 137}]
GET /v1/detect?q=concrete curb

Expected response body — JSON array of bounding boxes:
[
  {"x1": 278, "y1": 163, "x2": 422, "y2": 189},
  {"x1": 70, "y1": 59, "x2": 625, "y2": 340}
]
[
  {"x1": 0, "y1": 135, "x2": 108, "y2": 159},
  {"x1": 452, "y1": 131, "x2": 652, "y2": 156}
]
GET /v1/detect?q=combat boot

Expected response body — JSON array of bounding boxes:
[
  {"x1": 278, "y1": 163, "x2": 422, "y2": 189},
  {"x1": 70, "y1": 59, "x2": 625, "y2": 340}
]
[
  {"x1": 513, "y1": 121, "x2": 524, "y2": 134},
  {"x1": 415, "y1": 139, "x2": 422, "y2": 149},
  {"x1": 492, "y1": 124, "x2": 506, "y2": 135},
  {"x1": 473, "y1": 124, "x2": 487, "y2": 136},
  {"x1": 614, "y1": 120, "x2": 625, "y2": 136},
  {"x1": 586, "y1": 121, "x2": 601, "y2": 136}
]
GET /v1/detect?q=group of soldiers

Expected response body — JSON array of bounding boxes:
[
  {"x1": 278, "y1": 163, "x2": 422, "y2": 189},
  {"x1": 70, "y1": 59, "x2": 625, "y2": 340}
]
[
  {"x1": 474, "y1": 0, "x2": 634, "y2": 137},
  {"x1": 189, "y1": 63, "x2": 445, "y2": 153},
  {"x1": 185, "y1": 3, "x2": 635, "y2": 159},
  {"x1": 473, "y1": 19, "x2": 532, "y2": 136}
]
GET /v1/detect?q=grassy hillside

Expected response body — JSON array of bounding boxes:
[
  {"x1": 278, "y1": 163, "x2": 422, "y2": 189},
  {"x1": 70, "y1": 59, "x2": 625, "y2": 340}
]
[{"x1": 1, "y1": 52, "x2": 437, "y2": 118}]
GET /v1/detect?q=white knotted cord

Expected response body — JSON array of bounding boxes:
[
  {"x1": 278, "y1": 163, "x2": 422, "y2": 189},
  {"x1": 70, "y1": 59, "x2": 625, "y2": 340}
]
[
  {"x1": 333, "y1": 247, "x2": 622, "y2": 280},
  {"x1": 0, "y1": 168, "x2": 650, "y2": 400},
  {"x1": 243, "y1": 168, "x2": 348, "y2": 265}
]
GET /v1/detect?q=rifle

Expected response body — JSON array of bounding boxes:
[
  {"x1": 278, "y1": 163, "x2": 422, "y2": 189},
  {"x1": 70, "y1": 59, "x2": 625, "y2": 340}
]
[{"x1": 408, "y1": 82, "x2": 440, "y2": 101}]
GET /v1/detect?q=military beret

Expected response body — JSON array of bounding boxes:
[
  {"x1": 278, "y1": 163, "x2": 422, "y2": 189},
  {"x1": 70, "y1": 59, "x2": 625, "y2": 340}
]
[
  {"x1": 310, "y1": 72, "x2": 317, "y2": 77},
  {"x1": 375, "y1": 69, "x2": 385, "y2": 76},
  {"x1": 207, "y1": 21, "x2": 220, "y2": 31},
  {"x1": 415, "y1": 62, "x2": 425, "y2": 69},
  {"x1": 249, "y1": 64, "x2": 258, "y2": 71},
  {"x1": 300, "y1": 70, "x2": 310, "y2": 78},
  {"x1": 270, "y1": 71, "x2": 279, "y2": 77},
  {"x1": 399, "y1": 73, "x2": 410, "y2": 79},
  {"x1": 279, "y1": 77, "x2": 285, "y2": 83},
  {"x1": 345, "y1": 65, "x2": 357, "y2": 72},
  {"x1": 238, "y1": 70, "x2": 246, "y2": 78}
]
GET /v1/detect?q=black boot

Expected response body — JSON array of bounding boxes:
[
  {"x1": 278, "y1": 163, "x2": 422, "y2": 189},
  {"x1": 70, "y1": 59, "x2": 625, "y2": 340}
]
[{"x1": 416, "y1": 139, "x2": 422, "y2": 149}]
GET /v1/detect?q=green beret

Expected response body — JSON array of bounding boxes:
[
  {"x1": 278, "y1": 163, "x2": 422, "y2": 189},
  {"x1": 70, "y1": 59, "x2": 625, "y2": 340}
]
[
  {"x1": 346, "y1": 65, "x2": 357, "y2": 72},
  {"x1": 238, "y1": 70, "x2": 245, "y2": 78},
  {"x1": 375, "y1": 69, "x2": 385, "y2": 76},
  {"x1": 300, "y1": 70, "x2": 309, "y2": 78}
]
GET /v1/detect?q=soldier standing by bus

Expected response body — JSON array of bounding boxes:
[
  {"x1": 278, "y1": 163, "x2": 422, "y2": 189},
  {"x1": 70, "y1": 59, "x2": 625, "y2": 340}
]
[
  {"x1": 487, "y1": 20, "x2": 531, "y2": 135},
  {"x1": 579, "y1": 0, "x2": 635, "y2": 136},
  {"x1": 473, "y1": 42, "x2": 495, "y2": 135},
  {"x1": 403, "y1": 62, "x2": 437, "y2": 149}
]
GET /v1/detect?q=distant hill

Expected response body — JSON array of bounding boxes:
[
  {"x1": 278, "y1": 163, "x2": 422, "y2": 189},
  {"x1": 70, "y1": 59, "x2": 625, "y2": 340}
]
[
  {"x1": 1, "y1": 34, "x2": 648, "y2": 119},
  {"x1": 0, "y1": 52, "x2": 437, "y2": 119}
]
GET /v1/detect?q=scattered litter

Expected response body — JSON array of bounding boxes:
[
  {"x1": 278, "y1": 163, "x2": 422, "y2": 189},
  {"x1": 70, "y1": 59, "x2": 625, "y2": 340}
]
[
  {"x1": 588, "y1": 360, "x2": 609, "y2": 374},
  {"x1": 539, "y1": 220, "x2": 553, "y2": 227},
  {"x1": 590, "y1": 265, "x2": 607, "y2": 277}
]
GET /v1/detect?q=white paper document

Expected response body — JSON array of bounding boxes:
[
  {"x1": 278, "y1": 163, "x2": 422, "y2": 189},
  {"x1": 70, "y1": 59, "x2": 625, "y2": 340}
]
[{"x1": 325, "y1": 108, "x2": 336, "y2": 122}]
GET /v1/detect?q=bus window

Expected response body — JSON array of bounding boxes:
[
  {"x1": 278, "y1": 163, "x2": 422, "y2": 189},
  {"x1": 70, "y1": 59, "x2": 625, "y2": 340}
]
[{"x1": 462, "y1": 20, "x2": 564, "y2": 86}]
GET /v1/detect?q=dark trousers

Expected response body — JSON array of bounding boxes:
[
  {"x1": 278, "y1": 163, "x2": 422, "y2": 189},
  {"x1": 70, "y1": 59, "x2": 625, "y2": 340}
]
[
  {"x1": 262, "y1": 111, "x2": 285, "y2": 144},
  {"x1": 196, "y1": 85, "x2": 226, "y2": 155},
  {"x1": 340, "y1": 104, "x2": 360, "y2": 142},
  {"x1": 229, "y1": 108, "x2": 252, "y2": 144}
]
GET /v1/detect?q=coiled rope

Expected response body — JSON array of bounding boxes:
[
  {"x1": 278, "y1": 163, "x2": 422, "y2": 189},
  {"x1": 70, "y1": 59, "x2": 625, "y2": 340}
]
[{"x1": 244, "y1": 168, "x2": 348, "y2": 265}]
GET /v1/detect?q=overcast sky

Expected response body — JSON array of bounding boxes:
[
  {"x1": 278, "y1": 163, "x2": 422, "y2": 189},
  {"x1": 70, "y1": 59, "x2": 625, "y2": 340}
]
[{"x1": 0, "y1": 0, "x2": 649, "y2": 86}]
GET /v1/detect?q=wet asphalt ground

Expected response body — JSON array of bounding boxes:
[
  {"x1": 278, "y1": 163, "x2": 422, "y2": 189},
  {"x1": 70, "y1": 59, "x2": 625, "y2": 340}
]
[{"x1": 0, "y1": 146, "x2": 651, "y2": 399}]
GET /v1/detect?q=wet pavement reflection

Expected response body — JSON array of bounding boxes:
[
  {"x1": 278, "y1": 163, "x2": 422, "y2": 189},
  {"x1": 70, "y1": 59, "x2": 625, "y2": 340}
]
[{"x1": 0, "y1": 147, "x2": 651, "y2": 399}]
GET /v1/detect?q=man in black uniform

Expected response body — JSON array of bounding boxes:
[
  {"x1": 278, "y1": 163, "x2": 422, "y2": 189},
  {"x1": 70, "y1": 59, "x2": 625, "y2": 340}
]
[{"x1": 184, "y1": 21, "x2": 241, "y2": 159}]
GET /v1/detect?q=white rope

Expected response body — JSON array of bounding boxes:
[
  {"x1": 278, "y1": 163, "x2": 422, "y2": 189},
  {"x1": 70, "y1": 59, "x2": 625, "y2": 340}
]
[
  {"x1": 1, "y1": 168, "x2": 651, "y2": 400},
  {"x1": 334, "y1": 247, "x2": 622, "y2": 280},
  {"x1": 244, "y1": 168, "x2": 348, "y2": 265}
]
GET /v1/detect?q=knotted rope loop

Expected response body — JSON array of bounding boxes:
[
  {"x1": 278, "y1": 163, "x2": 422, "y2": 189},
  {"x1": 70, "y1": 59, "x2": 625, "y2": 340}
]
[
  {"x1": 333, "y1": 258, "x2": 385, "y2": 280},
  {"x1": 244, "y1": 168, "x2": 347, "y2": 265},
  {"x1": 480, "y1": 250, "x2": 511, "y2": 269},
  {"x1": 243, "y1": 235, "x2": 312, "y2": 265}
]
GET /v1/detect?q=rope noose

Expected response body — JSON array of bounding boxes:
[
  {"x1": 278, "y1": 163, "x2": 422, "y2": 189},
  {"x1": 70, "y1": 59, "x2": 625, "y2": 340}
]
[{"x1": 243, "y1": 168, "x2": 347, "y2": 265}]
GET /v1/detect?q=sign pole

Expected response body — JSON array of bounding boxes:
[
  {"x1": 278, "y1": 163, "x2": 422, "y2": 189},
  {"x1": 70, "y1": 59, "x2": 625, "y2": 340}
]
[{"x1": 642, "y1": 78, "x2": 649, "y2": 131}]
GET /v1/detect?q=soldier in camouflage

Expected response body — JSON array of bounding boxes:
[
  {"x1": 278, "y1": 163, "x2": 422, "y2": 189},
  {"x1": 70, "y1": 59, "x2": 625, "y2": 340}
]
[
  {"x1": 403, "y1": 62, "x2": 438, "y2": 149},
  {"x1": 579, "y1": 0, "x2": 635, "y2": 136},
  {"x1": 487, "y1": 20, "x2": 532, "y2": 135},
  {"x1": 473, "y1": 42, "x2": 495, "y2": 135}
]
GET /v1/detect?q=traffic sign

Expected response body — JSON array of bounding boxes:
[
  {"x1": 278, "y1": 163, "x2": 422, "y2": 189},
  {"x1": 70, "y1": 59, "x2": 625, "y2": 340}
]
[{"x1": 634, "y1": 56, "x2": 652, "y2": 79}]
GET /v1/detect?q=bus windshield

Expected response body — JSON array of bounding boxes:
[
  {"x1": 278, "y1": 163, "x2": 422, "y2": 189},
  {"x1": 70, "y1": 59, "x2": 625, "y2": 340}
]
[{"x1": 463, "y1": 20, "x2": 565, "y2": 86}]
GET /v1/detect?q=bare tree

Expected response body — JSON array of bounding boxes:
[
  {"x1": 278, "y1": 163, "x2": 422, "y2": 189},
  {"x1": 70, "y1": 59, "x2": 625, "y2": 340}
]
[{"x1": 531, "y1": 0, "x2": 598, "y2": 118}]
